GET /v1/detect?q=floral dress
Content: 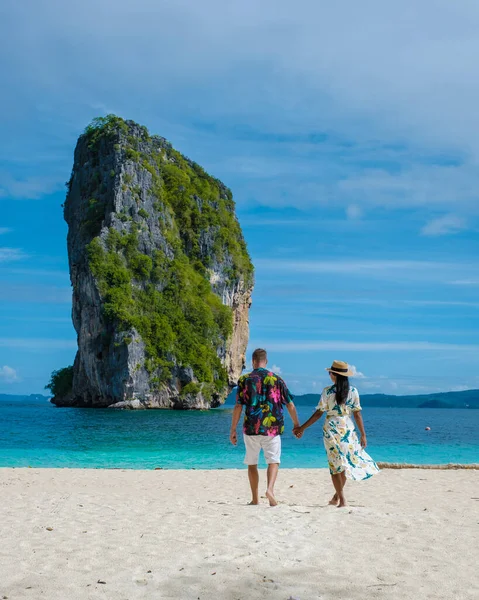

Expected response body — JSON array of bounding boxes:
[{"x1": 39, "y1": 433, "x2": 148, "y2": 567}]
[{"x1": 317, "y1": 385, "x2": 379, "y2": 480}]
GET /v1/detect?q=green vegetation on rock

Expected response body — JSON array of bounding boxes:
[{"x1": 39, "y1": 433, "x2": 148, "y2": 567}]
[
  {"x1": 45, "y1": 366, "x2": 74, "y2": 398},
  {"x1": 87, "y1": 228, "x2": 233, "y2": 388},
  {"x1": 84, "y1": 115, "x2": 253, "y2": 285}
]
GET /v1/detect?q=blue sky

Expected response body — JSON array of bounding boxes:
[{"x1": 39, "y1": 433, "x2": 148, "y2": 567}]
[{"x1": 1, "y1": 0, "x2": 479, "y2": 396}]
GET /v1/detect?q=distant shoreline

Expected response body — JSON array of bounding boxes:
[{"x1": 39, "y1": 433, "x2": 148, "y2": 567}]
[{"x1": 1, "y1": 390, "x2": 479, "y2": 409}]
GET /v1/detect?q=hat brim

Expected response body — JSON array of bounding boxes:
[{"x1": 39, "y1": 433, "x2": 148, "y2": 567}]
[{"x1": 326, "y1": 367, "x2": 354, "y2": 377}]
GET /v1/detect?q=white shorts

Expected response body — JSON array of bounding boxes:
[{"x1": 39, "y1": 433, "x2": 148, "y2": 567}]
[{"x1": 243, "y1": 434, "x2": 281, "y2": 465}]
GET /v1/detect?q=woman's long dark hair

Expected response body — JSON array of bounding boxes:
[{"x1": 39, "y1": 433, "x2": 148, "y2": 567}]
[{"x1": 334, "y1": 374, "x2": 350, "y2": 405}]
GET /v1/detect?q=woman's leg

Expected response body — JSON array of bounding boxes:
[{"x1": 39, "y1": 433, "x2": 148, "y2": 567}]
[
  {"x1": 329, "y1": 491, "x2": 339, "y2": 505},
  {"x1": 338, "y1": 471, "x2": 347, "y2": 507},
  {"x1": 330, "y1": 471, "x2": 347, "y2": 505},
  {"x1": 330, "y1": 472, "x2": 347, "y2": 507},
  {"x1": 330, "y1": 473, "x2": 343, "y2": 504}
]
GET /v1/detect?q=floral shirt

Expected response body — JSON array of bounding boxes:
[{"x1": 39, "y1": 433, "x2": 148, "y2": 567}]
[{"x1": 236, "y1": 368, "x2": 294, "y2": 436}]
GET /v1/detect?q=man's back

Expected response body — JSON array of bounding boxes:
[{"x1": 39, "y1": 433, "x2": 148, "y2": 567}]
[{"x1": 236, "y1": 368, "x2": 293, "y2": 436}]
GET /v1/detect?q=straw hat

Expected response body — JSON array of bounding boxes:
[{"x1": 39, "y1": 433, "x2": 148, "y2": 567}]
[{"x1": 326, "y1": 360, "x2": 354, "y2": 377}]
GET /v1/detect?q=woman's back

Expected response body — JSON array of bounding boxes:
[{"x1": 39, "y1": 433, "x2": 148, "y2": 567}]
[{"x1": 316, "y1": 384, "x2": 361, "y2": 417}]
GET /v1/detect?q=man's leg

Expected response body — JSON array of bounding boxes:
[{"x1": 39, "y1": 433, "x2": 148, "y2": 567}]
[
  {"x1": 266, "y1": 463, "x2": 279, "y2": 507},
  {"x1": 243, "y1": 435, "x2": 261, "y2": 505},
  {"x1": 248, "y1": 465, "x2": 259, "y2": 505},
  {"x1": 263, "y1": 436, "x2": 281, "y2": 507}
]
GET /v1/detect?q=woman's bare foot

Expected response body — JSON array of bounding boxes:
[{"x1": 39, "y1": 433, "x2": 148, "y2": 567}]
[
  {"x1": 265, "y1": 490, "x2": 278, "y2": 507},
  {"x1": 329, "y1": 493, "x2": 339, "y2": 506}
]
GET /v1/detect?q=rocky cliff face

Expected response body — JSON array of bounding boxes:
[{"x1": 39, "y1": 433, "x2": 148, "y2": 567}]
[{"x1": 51, "y1": 116, "x2": 253, "y2": 409}]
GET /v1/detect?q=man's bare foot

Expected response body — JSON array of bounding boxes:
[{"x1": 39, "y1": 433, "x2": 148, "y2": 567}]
[
  {"x1": 265, "y1": 490, "x2": 278, "y2": 507},
  {"x1": 329, "y1": 494, "x2": 339, "y2": 506},
  {"x1": 337, "y1": 496, "x2": 347, "y2": 508},
  {"x1": 248, "y1": 500, "x2": 259, "y2": 505}
]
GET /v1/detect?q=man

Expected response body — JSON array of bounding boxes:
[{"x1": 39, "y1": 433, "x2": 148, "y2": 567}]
[{"x1": 230, "y1": 348, "x2": 300, "y2": 506}]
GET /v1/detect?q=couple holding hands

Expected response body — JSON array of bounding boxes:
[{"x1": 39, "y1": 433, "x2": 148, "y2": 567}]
[{"x1": 230, "y1": 349, "x2": 379, "y2": 507}]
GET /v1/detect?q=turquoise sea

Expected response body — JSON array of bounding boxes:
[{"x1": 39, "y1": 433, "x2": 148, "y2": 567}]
[{"x1": 0, "y1": 397, "x2": 478, "y2": 469}]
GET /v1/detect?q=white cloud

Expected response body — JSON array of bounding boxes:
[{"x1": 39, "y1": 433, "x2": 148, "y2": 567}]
[
  {"x1": 0, "y1": 365, "x2": 19, "y2": 383},
  {"x1": 421, "y1": 214, "x2": 467, "y2": 236},
  {"x1": 349, "y1": 364, "x2": 366, "y2": 379},
  {"x1": 271, "y1": 364, "x2": 282, "y2": 374},
  {"x1": 0, "y1": 228, "x2": 10, "y2": 235},
  {"x1": 0, "y1": 247, "x2": 26, "y2": 263}
]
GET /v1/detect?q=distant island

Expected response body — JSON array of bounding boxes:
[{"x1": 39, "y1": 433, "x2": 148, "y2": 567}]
[
  {"x1": 0, "y1": 394, "x2": 50, "y2": 402},
  {"x1": 225, "y1": 388, "x2": 479, "y2": 409},
  {"x1": 2, "y1": 388, "x2": 478, "y2": 409}
]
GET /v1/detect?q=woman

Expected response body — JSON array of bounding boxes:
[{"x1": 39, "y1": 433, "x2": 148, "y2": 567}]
[{"x1": 294, "y1": 360, "x2": 379, "y2": 507}]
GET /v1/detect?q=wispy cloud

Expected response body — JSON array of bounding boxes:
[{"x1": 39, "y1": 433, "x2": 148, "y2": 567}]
[
  {"x1": 271, "y1": 364, "x2": 282, "y2": 374},
  {"x1": 255, "y1": 258, "x2": 446, "y2": 274},
  {"x1": 0, "y1": 247, "x2": 26, "y2": 263},
  {"x1": 256, "y1": 340, "x2": 479, "y2": 352},
  {"x1": 0, "y1": 338, "x2": 76, "y2": 350},
  {"x1": 254, "y1": 258, "x2": 475, "y2": 285},
  {"x1": 0, "y1": 365, "x2": 19, "y2": 383},
  {"x1": 4, "y1": 267, "x2": 70, "y2": 278},
  {"x1": 405, "y1": 300, "x2": 479, "y2": 308},
  {"x1": 5, "y1": 316, "x2": 72, "y2": 324},
  {"x1": 0, "y1": 228, "x2": 11, "y2": 235},
  {"x1": 0, "y1": 174, "x2": 63, "y2": 200},
  {"x1": 0, "y1": 284, "x2": 71, "y2": 303},
  {"x1": 421, "y1": 214, "x2": 467, "y2": 236},
  {"x1": 448, "y1": 279, "x2": 479, "y2": 286},
  {"x1": 3, "y1": 1, "x2": 479, "y2": 215}
]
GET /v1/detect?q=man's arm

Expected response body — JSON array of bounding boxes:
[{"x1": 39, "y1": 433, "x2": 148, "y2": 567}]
[
  {"x1": 286, "y1": 401, "x2": 300, "y2": 429},
  {"x1": 230, "y1": 404, "x2": 243, "y2": 445}
]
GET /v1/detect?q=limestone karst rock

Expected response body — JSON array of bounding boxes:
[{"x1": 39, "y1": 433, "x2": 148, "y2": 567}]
[{"x1": 50, "y1": 116, "x2": 253, "y2": 409}]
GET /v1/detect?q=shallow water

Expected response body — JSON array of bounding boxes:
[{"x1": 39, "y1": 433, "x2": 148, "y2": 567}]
[{"x1": 0, "y1": 398, "x2": 478, "y2": 468}]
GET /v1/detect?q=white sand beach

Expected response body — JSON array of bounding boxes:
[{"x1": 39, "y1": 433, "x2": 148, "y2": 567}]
[{"x1": 1, "y1": 468, "x2": 478, "y2": 600}]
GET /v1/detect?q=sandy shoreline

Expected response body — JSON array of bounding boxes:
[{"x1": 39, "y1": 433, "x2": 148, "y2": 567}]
[{"x1": 1, "y1": 467, "x2": 478, "y2": 600}]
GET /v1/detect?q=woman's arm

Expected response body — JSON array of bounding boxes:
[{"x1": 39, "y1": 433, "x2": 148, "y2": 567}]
[
  {"x1": 293, "y1": 409, "x2": 324, "y2": 438},
  {"x1": 353, "y1": 411, "x2": 367, "y2": 447}
]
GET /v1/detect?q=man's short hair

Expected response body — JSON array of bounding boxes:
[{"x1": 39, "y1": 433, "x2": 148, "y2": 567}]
[{"x1": 252, "y1": 348, "x2": 267, "y2": 363}]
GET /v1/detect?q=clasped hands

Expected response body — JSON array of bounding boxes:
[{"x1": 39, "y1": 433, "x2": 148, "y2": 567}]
[{"x1": 293, "y1": 425, "x2": 304, "y2": 439}]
